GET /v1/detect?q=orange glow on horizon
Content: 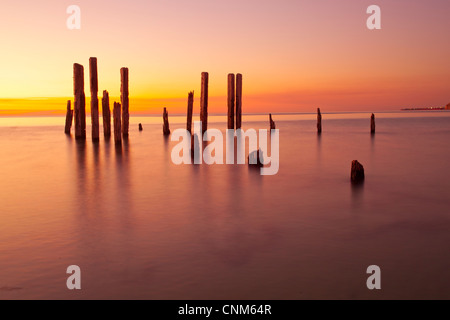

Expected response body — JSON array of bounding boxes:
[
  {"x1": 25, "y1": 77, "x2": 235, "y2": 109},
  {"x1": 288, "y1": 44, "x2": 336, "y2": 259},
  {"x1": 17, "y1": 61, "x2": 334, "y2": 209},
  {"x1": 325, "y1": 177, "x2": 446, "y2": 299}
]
[{"x1": 0, "y1": 1, "x2": 449, "y2": 116}]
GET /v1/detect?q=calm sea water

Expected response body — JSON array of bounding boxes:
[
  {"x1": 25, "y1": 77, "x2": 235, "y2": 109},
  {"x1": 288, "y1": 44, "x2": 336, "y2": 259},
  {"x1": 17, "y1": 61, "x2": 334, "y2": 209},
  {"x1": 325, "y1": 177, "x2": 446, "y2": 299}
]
[{"x1": 0, "y1": 112, "x2": 449, "y2": 299}]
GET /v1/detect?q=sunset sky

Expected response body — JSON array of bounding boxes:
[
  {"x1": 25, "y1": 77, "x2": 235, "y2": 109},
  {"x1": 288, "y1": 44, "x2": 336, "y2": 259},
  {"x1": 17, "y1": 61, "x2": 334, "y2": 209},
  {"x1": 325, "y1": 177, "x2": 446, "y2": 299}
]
[{"x1": 0, "y1": 0, "x2": 449, "y2": 115}]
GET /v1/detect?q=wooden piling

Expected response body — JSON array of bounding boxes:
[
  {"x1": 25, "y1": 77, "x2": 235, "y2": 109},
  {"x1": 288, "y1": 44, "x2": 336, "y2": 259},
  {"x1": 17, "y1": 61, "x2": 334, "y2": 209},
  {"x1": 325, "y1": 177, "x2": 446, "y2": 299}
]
[
  {"x1": 163, "y1": 107, "x2": 170, "y2": 135},
  {"x1": 73, "y1": 63, "x2": 86, "y2": 139},
  {"x1": 317, "y1": 108, "x2": 322, "y2": 134},
  {"x1": 120, "y1": 67, "x2": 129, "y2": 137},
  {"x1": 200, "y1": 72, "x2": 208, "y2": 133},
  {"x1": 269, "y1": 113, "x2": 276, "y2": 130},
  {"x1": 102, "y1": 90, "x2": 111, "y2": 137},
  {"x1": 113, "y1": 102, "x2": 122, "y2": 144},
  {"x1": 90, "y1": 57, "x2": 99, "y2": 141},
  {"x1": 351, "y1": 160, "x2": 365, "y2": 183},
  {"x1": 248, "y1": 149, "x2": 264, "y2": 167},
  {"x1": 236, "y1": 73, "x2": 242, "y2": 129},
  {"x1": 227, "y1": 74, "x2": 235, "y2": 129},
  {"x1": 371, "y1": 113, "x2": 376, "y2": 134},
  {"x1": 186, "y1": 91, "x2": 194, "y2": 134},
  {"x1": 64, "y1": 100, "x2": 73, "y2": 134},
  {"x1": 191, "y1": 133, "x2": 200, "y2": 159}
]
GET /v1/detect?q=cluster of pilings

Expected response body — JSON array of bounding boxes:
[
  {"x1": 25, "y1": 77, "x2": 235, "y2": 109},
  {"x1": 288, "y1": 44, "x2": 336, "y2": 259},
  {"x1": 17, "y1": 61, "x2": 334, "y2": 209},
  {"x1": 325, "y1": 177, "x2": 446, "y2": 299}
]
[
  {"x1": 65, "y1": 57, "x2": 129, "y2": 145},
  {"x1": 66, "y1": 62, "x2": 377, "y2": 143},
  {"x1": 65, "y1": 63, "x2": 378, "y2": 183},
  {"x1": 174, "y1": 72, "x2": 243, "y2": 135},
  {"x1": 175, "y1": 72, "x2": 243, "y2": 137}
]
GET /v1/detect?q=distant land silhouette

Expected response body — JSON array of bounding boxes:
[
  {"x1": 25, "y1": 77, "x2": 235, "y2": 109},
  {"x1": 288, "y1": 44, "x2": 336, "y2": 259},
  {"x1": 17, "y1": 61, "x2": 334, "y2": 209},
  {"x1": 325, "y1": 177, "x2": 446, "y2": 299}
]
[{"x1": 401, "y1": 103, "x2": 450, "y2": 111}]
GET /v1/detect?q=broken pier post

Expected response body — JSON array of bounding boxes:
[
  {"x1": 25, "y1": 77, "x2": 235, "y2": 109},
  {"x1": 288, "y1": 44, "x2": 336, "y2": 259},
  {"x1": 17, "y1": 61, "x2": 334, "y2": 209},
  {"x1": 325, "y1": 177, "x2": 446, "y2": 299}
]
[
  {"x1": 200, "y1": 72, "x2": 208, "y2": 134},
  {"x1": 351, "y1": 160, "x2": 365, "y2": 183},
  {"x1": 163, "y1": 107, "x2": 170, "y2": 135},
  {"x1": 186, "y1": 91, "x2": 194, "y2": 134},
  {"x1": 102, "y1": 90, "x2": 111, "y2": 138},
  {"x1": 73, "y1": 63, "x2": 86, "y2": 139},
  {"x1": 371, "y1": 113, "x2": 376, "y2": 134},
  {"x1": 64, "y1": 100, "x2": 73, "y2": 134},
  {"x1": 90, "y1": 57, "x2": 99, "y2": 141},
  {"x1": 236, "y1": 73, "x2": 242, "y2": 129},
  {"x1": 248, "y1": 149, "x2": 264, "y2": 167},
  {"x1": 121, "y1": 67, "x2": 129, "y2": 137},
  {"x1": 317, "y1": 108, "x2": 322, "y2": 134},
  {"x1": 227, "y1": 74, "x2": 235, "y2": 130},
  {"x1": 269, "y1": 113, "x2": 276, "y2": 130},
  {"x1": 113, "y1": 102, "x2": 122, "y2": 144}
]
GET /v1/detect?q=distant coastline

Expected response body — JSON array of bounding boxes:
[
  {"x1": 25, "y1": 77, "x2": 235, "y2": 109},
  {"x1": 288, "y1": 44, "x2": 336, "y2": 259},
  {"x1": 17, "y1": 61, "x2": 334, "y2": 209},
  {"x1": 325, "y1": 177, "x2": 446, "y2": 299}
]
[
  {"x1": 402, "y1": 103, "x2": 450, "y2": 111},
  {"x1": 401, "y1": 107, "x2": 448, "y2": 111}
]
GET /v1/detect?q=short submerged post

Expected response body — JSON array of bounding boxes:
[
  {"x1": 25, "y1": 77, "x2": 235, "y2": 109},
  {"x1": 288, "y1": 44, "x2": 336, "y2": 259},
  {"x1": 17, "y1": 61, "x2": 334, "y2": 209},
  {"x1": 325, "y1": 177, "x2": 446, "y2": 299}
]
[
  {"x1": 200, "y1": 72, "x2": 209, "y2": 134},
  {"x1": 113, "y1": 102, "x2": 122, "y2": 144},
  {"x1": 102, "y1": 90, "x2": 111, "y2": 138},
  {"x1": 351, "y1": 160, "x2": 365, "y2": 183},
  {"x1": 191, "y1": 133, "x2": 200, "y2": 159},
  {"x1": 248, "y1": 149, "x2": 264, "y2": 167},
  {"x1": 163, "y1": 107, "x2": 170, "y2": 135},
  {"x1": 64, "y1": 100, "x2": 73, "y2": 134},
  {"x1": 227, "y1": 74, "x2": 235, "y2": 130},
  {"x1": 317, "y1": 108, "x2": 322, "y2": 134},
  {"x1": 90, "y1": 57, "x2": 99, "y2": 141},
  {"x1": 186, "y1": 91, "x2": 194, "y2": 134},
  {"x1": 269, "y1": 113, "x2": 276, "y2": 130},
  {"x1": 371, "y1": 113, "x2": 376, "y2": 134},
  {"x1": 236, "y1": 73, "x2": 242, "y2": 129}
]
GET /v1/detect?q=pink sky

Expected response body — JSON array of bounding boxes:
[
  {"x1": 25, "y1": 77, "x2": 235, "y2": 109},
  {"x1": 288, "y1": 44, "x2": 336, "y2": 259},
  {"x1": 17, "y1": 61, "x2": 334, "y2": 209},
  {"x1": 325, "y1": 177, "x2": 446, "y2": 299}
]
[{"x1": 0, "y1": 0, "x2": 449, "y2": 114}]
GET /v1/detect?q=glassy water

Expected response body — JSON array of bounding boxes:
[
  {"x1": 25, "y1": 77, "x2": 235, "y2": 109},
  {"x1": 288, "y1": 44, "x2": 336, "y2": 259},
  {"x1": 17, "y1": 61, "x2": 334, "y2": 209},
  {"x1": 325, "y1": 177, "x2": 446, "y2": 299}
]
[{"x1": 0, "y1": 112, "x2": 449, "y2": 299}]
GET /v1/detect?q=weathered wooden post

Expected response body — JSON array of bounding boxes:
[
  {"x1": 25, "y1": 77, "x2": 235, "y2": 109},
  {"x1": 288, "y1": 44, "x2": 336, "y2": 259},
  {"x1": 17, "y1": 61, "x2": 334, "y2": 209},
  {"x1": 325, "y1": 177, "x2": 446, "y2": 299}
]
[
  {"x1": 186, "y1": 91, "x2": 194, "y2": 134},
  {"x1": 113, "y1": 102, "x2": 122, "y2": 144},
  {"x1": 269, "y1": 113, "x2": 276, "y2": 130},
  {"x1": 227, "y1": 74, "x2": 235, "y2": 129},
  {"x1": 200, "y1": 72, "x2": 208, "y2": 133},
  {"x1": 317, "y1": 108, "x2": 322, "y2": 134},
  {"x1": 191, "y1": 133, "x2": 200, "y2": 159},
  {"x1": 236, "y1": 73, "x2": 243, "y2": 129},
  {"x1": 102, "y1": 90, "x2": 111, "y2": 138},
  {"x1": 248, "y1": 149, "x2": 263, "y2": 167},
  {"x1": 120, "y1": 67, "x2": 129, "y2": 137},
  {"x1": 371, "y1": 113, "x2": 376, "y2": 134},
  {"x1": 64, "y1": 100, "x2": 73, "y2": 134},
  {"x1": 351, "y1": 160, "x2": 365, "y2": 183},
  {"x1": 163, "y1": 107, "x2": 170, "y2": 135},
  {"x1": 73, "y1": 63, "x2": 86, "y2": 139},
  {"x1": 90, "y1": 57, "x2": 99, "y2": 141}
]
